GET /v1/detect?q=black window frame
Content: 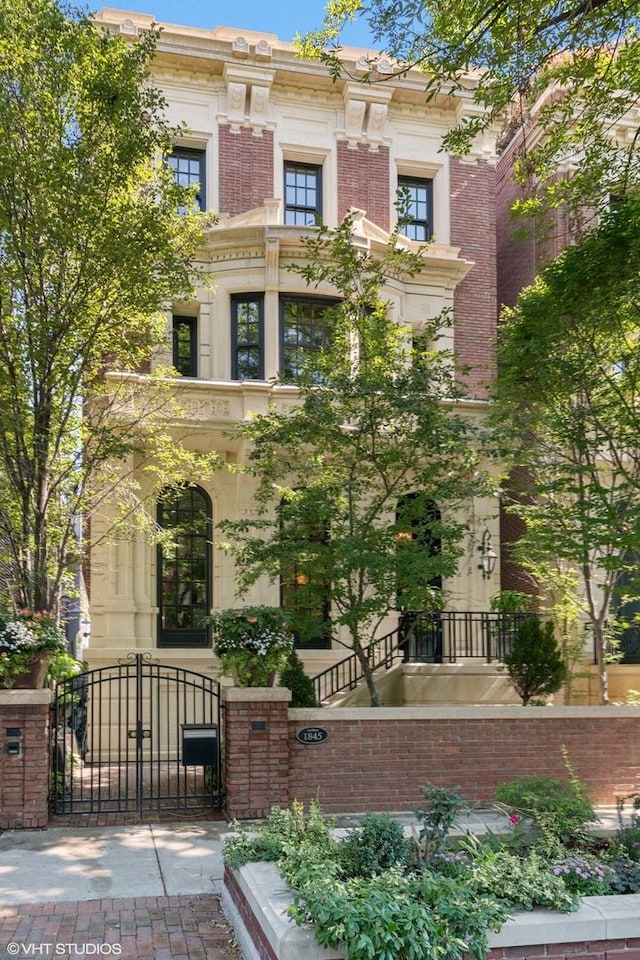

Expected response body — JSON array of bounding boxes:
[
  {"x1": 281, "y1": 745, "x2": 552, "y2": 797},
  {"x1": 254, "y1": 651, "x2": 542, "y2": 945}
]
[
  {"x1": 279, "y1": 501, "x2": 331, "y2": 650},
  {"x1": 172, "y1": 315, "x2": 198, "y2": 378},
  {"x1": 157, "y1": 485, "x2": 212, "y2": 649},
  {"x1": 167, "y1": 146, "x2": 206, "y2": 211},
  {"x1": 279, "y1": 296, "x2": 336, "y2": 382},
  {"x1": 284, "y1": 161, "x2": 322, "y2": 225},
  {"x1": 397, "y1": 175, "x2": 433, "y2": 242},
  {"x1": 231, "y1": 294, "x2": 265, "y2": 381}
]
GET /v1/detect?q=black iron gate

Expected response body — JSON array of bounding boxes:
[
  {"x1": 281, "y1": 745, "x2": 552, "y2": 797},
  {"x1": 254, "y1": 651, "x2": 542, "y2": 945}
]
[{"x1": 51, "y1": 654, "x2": 223, "y2": 817}]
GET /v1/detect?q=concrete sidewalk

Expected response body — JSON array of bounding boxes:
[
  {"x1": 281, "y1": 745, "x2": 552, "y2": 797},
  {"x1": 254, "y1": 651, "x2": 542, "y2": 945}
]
[
  {"x1": 0, "y1": 821, "x2": 241, "y2": 960},
  {"x1": 0, "y1": 822, "x2": 227, "y2": 904}
]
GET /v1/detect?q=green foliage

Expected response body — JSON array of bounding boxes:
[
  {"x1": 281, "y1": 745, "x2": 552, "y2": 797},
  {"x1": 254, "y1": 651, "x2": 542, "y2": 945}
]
[
  {"x1": 495, "y1": 771, "x2": 597, "y2": 849},
  {"x1": 223, "y1": 799, "x2": 335, "y2": 870},
  {"x1": 208, "y1": 606, "x2": 294, "y2": 686},
  {"x1": 0, "y1": 0, "x2": 210, "y2": 614},
  {"x1": 0, "y1": 610, "x2": 66, "y2": 688},
  {"x1": 47, "y1": 651, "x2": 84, "y2": 683},
  {"x1": 299, "y1": 0, "x2": 640, "y2": 221},
  {"x1": 219, "y1": 213, "x2": 489, "y2": 706},
  {"x1": 503, "y1": 617, "x2": 567, "y2": 705},
  {"x1": 466, "y1": 844, "x2": 577, "y2": 912},
  {"x1": 490, "y1": 591, "x2": 531, "y2": 613},
  {"x1": 290, "y1": 867, "x2": 508, "y2": 960},
  {"x1": 495, "y1": 195, "x2": 640, "y2": 703},
  {"x1": 338, "y1": 813, "x2": 413, "y2": 879},
  {"x1": 414, "y1": 782, "x2": 469, "y2": 864},
  {"x1": 614, "y1": 793, "x2": 640, "y2": 862},
  {"x1": 279, "y1": 649, "x2": 318, "y2": 707}
]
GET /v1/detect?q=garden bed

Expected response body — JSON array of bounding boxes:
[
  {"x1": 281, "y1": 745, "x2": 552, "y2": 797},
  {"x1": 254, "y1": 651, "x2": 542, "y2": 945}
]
[
  {"x1": 220, "y1": 781, "x2": 640, "y2": 960},
  {"x1": 223, "y1": 861, "x2": 640, "y2": 960}
]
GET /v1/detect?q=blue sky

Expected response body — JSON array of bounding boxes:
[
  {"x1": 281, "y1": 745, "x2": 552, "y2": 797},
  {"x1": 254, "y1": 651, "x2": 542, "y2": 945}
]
[{"x1": 101, "y1": 0, "x2": 376, "y2": 47}]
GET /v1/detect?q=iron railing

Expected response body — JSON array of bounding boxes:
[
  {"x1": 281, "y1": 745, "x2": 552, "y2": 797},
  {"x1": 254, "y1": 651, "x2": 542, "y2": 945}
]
[
  {"x1": 312, "y1": 611, "x2": 533, "y2": 703},
  {"x1": 313, "y1": 624, "x2": 403, "y2": 704}
]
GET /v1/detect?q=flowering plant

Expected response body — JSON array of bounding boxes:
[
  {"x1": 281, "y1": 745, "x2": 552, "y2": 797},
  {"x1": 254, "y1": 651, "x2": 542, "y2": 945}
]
[
  {"x1": 207, "y1": 605, "x2": 294, "y2": 686},
  {"x1": 0, "y1": 610, "x2": 66, "y2": 688}
]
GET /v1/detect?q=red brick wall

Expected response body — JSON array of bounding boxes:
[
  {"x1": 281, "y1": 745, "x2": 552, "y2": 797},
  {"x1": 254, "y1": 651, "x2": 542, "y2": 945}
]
[
  {"x1": 284, "y1": 712, "x2": 639, "y2": 814},
  {"x1": 223, "y1": 689, "x2": 291, "y2": 820},
  {"x1": 450, "y1": 159, "x2": 497, "y2": 397},
  {"x1": 496, "y1": 136, "x2": 573, "y2": 312},
  {"x1": 488, "y1": 941, "x2": 640, "y2": 960},
  {"x1": 337, "y1": 141, "x2": 390, "y2": 230},
  {"x1": 223, "y1": 696, "x2": 640, "y2": 819},
  {"x1": 218, "y1": 126, "x2": 274, "y2": 217},
  {"x1": 225, "y1": 867, "x2": 277, "y2": 960},
  {"x1": 0, "y1": 694, "x2": 51, "y2": 829}
]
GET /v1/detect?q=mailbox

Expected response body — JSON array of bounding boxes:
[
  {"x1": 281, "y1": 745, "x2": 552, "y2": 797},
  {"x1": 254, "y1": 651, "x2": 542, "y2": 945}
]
[{"x1": 181, "y1": 724, "x2": 218, "y2": 766}]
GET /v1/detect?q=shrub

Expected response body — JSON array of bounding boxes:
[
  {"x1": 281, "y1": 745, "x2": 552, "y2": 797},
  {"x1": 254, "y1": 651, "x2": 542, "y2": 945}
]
[
  {"x1": 609, "y1": 857, "x2": 640, "y2": 893},
  {"x1": 414, "y1": 782, "x2": 469, "y2": 864},
  {"x1": 290, "y1": 868, "x2": 508, "y2": 960},
  {"x1": 338, "y1": 812, "x2": 413, "y2": 878},
  {"x1": 615, "y1": 792, "x2": 640, "y2": 861},
  {"x1": 494, "y1": 769, "x2": 596, "y2": 849},
  {"x1": 224, "y1": 798, "x2": 335, "y2": 870},
  {"x1": 279, "y1": 649, "x2": 318, "y2": 707},
  {"x1": 503, "y1": 617, "x2": 567, "y2": 705},
  {"x1": 467, "y1": 845, "x2": 577, "y2": 912}
]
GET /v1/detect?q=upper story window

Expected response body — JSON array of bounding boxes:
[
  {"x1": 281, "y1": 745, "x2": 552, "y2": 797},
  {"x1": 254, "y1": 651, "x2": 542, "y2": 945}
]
[
  {"x1": 232, "y1": 295, "x2": 264, "y2": 380},
  {"x1": 284, "y1": 162, "x2": 322, "y2": 225},
  {"x1": 167, "y1": 147, "x2": 206, "y2": 211},
  {"x1": 397, "y1": 176, "x2": 433, "y2": 242},
  {"x1": 172, "y1": 316, "x2": 197, "y2": 377},
  {"x1": 280, "y1": 297, "x2": 335, "y2": 382}
]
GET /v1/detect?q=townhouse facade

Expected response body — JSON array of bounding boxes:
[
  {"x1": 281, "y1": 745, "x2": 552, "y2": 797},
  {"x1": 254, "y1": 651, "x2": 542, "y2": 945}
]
[{"x1": 85, "y1": 8, "x2": 504, "y2": 686}]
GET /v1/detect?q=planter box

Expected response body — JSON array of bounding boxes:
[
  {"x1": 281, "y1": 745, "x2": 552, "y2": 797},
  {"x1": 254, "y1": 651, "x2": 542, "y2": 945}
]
[{"x1": 223, "y1": 861, "x2": 640, "y2": 960}]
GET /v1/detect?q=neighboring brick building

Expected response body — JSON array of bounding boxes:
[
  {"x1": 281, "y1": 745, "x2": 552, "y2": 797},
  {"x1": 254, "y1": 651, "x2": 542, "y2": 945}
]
[{"x1": 87, "y1": 9, "x2": 503, "y2": 688}]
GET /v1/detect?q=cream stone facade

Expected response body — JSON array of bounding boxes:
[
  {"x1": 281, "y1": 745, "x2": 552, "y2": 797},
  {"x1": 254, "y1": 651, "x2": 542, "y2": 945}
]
[{"x1": 85, "y1": 9, "x2": 503, "y2": 689}]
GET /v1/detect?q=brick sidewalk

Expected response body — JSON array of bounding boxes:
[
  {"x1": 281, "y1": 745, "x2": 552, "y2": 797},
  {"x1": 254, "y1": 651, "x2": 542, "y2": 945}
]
[{"x1": 0, "y1": 894, "x2": 242, "y2": 959}]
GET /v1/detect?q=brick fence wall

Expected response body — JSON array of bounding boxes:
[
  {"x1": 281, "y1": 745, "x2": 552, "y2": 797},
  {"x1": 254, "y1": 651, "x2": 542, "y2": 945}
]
[
  {"x1": 3, "y1": 691, "x2": 639, "y2": 828},
  {"x1": 223, "y1": 698, "x2": 640, "y2": 819},
  {"x1": 0, "y1": 690, "x2": 51, "y2": 829}
]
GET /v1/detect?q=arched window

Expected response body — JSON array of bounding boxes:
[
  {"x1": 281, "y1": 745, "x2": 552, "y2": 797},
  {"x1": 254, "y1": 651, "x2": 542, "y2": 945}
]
[{"x1": 157, "y1": 486, "x2": 212, "y2": 648}]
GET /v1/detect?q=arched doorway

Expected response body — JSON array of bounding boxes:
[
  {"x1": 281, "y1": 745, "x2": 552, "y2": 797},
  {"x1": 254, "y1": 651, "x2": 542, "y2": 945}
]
[{"x1": 157, "y1": 485, "x2": 212, "y2": 648}]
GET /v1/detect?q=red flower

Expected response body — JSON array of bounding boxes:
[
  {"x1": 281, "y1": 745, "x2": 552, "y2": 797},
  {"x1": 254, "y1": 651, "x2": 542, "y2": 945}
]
[{"x1": 508, "y1": 814, "x2": 521, "y2": 824}]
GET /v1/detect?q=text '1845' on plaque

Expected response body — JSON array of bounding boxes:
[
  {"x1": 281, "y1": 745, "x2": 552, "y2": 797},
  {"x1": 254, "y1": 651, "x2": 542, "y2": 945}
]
[{"x1": 296, "y1": 726, "x2": 329, "y2": 744}]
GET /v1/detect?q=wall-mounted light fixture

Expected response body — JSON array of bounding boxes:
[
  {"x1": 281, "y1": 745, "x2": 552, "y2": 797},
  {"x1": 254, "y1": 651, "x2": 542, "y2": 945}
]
[{"x1": 478, "y1": 527, "x2": 497, "y2": 580}]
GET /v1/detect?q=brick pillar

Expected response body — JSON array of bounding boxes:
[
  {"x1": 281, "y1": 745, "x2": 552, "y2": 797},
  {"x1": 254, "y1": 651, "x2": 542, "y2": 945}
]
[
  {"x1": 223, "y1": 687, "x2": 291, "y2": 820},
  {"x1": 0, "y1": 690, "x2": 52, "y2": 829}
]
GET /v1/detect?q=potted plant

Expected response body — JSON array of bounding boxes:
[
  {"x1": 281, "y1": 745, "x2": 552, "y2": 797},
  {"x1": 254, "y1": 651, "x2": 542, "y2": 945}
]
[
  {"x1": 208, "y1": 605, "x2": 294, "y2": 687},
  {"x1": 0, "y1": 609, "x2": 67, "y2": 689}
]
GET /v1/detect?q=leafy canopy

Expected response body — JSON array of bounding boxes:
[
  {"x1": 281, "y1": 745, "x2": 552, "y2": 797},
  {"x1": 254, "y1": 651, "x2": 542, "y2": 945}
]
[
  {"x1": 494, "y1": 194, "x2": 640, "y2": 702},
  {"x1": 0, "y1": 0, "x2": 210, "y2": 613},
  {"x1": 300, "y1": 0, "x2": 640, "y2": 218}
]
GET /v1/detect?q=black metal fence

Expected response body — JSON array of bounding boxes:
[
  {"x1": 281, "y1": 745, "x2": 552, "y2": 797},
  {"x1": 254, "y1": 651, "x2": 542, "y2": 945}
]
[
  {"x1": 51, "y1": 653, "x2": 223, "y2": 817},
  {"x1": 313, "y1": 611, "x2": 532, "y2": 703}
]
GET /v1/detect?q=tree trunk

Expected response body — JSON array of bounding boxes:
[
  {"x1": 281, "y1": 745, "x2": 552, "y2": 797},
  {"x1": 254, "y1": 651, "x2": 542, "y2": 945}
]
[{"x1": 593, "y1": 619, "x2": 609, "y2": 704}]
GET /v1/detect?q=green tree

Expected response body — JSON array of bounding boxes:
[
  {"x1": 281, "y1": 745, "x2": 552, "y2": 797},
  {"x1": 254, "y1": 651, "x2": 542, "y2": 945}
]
[
  {"x1": 0, "y1": 0, "x2": 212, "y2": 616},
  {"x1": 495, "y1": 195, "x2": 640, "y2": 703},
  {"x1": 503, "y1": 617, "x2": 567, "y2": 705},
  {"x1": 301, "y1": 0, "x2": 640, "y2": 220},
  {"x1": 220, "y1": 214, "x2": 490, "y2": 706}
]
